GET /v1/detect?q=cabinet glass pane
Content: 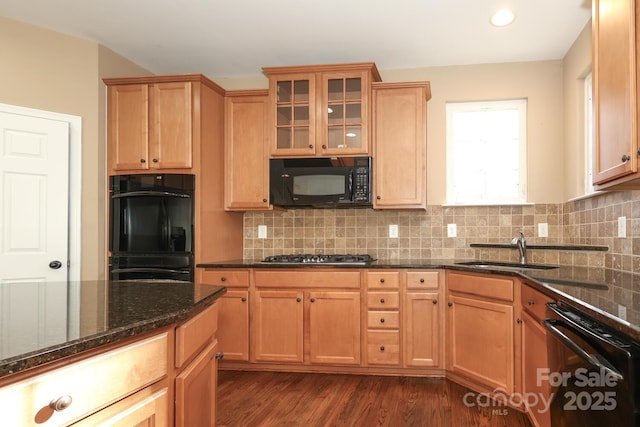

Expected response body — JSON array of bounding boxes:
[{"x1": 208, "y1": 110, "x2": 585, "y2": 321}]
[
  {"x1": 327, "y1": 104, "x2": 344, "y2": 125},
  {"x1": 293, "y1": 128, "x2": 310, "y2": 149},
  {"x1": 277, "y1": 81, "x2": 292, "y2": 103},
  {"x1": 277, "y1": 128, "x2": 292, "y2": 149},
  {"x1": 345, "y1": 103, "x2": 361, "y2": 125},
  {"x1": 345, "y1": 78, "x2": 361, "y2": 100},
  {"x1": 328, "y1": 127, "x2": 345, "y2": 149},
  {"x1": 277, "y1": 106, "x2": 292, "y2": 126},
  {"x1": 345, "y1": 126, "x2": 362, "y2": 147},
  {"x1": 293, "y1": 105, "x2": 309, "y2": 125},
  {"x1": 293, "y1": 80, "x2": 309, "y2": 103},
  {"x1": 328, "y1": 79, "x2": 344, "y2": 101}
]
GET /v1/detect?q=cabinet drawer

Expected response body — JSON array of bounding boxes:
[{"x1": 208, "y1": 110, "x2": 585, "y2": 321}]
[
  {"x1": 176, "y1": 303, "x2": 218, "y2": 368},
  {"x1": 447, "y1": 272, "x2": 514, "y2": 302},
  {"x1": 0, "y1": 332, "x2": 168, "y2": 427},
  {"x1": 522, "y1": 284, "x2": 554, "y2": 321},
  {"x1": 366, "y1": 271, "x2": 400, "y2": 289},
  {"x1": 406, "y1": 271, "x2": 439, "y2": 290},
  {"x1": 367, "y1": 292, "x2": 399, "y2": 309},
  {"x1": 367, "y1": 311, "x2": 400, "y2": 329},
  {"x1": 254, "y1": 270, "x2": 360, "y2": 288},
  {"x1": 200, "y1": 269, "x2": 249, "y2": 287},
  {"x1": 367, "y1": 331, "x2": 400, "y2": 365}
]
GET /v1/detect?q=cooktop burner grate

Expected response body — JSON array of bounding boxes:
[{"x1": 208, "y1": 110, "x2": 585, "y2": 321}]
[{"x1": 261, "y1": 254, "x2": 375, "y2": 265}]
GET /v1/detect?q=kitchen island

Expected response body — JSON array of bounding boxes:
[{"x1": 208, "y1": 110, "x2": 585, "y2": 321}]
[{"x1": 0, "y1": 280, "x2": 226, "y2": 426}]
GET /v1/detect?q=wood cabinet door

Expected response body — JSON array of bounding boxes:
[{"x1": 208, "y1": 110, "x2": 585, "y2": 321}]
[
  {"x1": 593, "y1": 0, "x2": 638, "y2": 185},
  {"x1": 404, "y1": 292, "x2": 440, "y2": 367},
  {"x1": 447, "y1": 293, "x2": 515, "y2": 394},
  {"x1": 149, "y1": 82, "x2": 193, "y2": 169},
  {"x1": 253, "y1": 290, "x2": 304, "y2": 362},
  {"x1": 108, "y1": 84, "x2": 150, "y2": 171},
  {"x1": 372, "y1": 82, "x2": 428, "y2": 209},
  {"x1": 218, "y1": 290, "x2": 249, "y2": 361},
  {"x1": 522, "y1": 310, "x2": 551, "y2": 427},
  {"x1": 308, "y1": 291, "x2": 361, "y2": 365},
  {"x1": 175, "y1": 340, "x2": 217, "y2": 427},
  {"x1": 268, "y1": 72, "x2": 317, "y2": 157},
  {"x1": 224, "y1": 91, "x2": 270, "y2": 210}
]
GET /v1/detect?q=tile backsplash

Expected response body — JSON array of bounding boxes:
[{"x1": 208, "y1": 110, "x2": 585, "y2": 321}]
[{"x1": 244, "y1": 190, "x2": 640, "y2": 275}]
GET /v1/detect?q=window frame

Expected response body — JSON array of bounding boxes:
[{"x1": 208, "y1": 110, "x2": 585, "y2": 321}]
[{"x1": 445, "y1": 99, "x2": 528, "y2": 205}]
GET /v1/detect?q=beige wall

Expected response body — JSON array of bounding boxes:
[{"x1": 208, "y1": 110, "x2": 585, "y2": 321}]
[
  {"x1": 0, "y1": 17, "x2": 150, "y2": 280},
  {"x1": 562, "y1": 21, "x2": 593, "y2": 199}
]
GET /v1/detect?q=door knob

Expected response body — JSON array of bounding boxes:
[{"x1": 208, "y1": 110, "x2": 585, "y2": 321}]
[{"x1": 49, "y1": 260, "x2": 62, "y2": 269}]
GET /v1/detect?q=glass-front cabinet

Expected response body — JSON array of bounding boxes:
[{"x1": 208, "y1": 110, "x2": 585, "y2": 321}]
[{"x1": 264, "y1": 63, "x2": 381, "y2": 157}]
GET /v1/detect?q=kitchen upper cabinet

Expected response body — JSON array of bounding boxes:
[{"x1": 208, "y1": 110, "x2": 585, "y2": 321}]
[
  {"x1": 263, "y1": 63, "x2": 381, "y2": 157},
  {"x1": 446, "y1": 271, "x2": 516, "y2": 396},
  {"x1": 224, "y1": 90, "x2": 271, "y2": 210},
  {"x1": 372, "y1": 82, "x2": 431, "y2": 209},
  {"x1": 106, "y1": 80, "x2": 193, "y2": 172},
  {"x1": 592, "y1": 0, "x2": 640, "y2": 189}
]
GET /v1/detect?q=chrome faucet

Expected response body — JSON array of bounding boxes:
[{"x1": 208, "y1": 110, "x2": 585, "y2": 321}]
[{"x1": 512, "y1": 232, "x2": 527, "y2": 264}]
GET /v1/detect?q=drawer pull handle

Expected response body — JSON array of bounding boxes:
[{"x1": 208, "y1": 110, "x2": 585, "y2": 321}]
[
  {"x1": 380, "y1": 298, "x2": 385, "y2": 303},
  {"x1": 220, "y1": 277, "x2": 227, "y2": 282},
  {"x1": 380, "y1": 346, "x2": 385, "y2": 351},
  {"x1": 379, "y1": 278, "x2": 385, "y2": 283},
  {"x1": 49, "y1": 396, "x2": 73, "y2": 412},
  {"x1": 380, "y1": 318, "x2": 385, "y2": 323},
  {"x1": 528, "y1": 299, "x2": 535, "y2": 305},
  {"x1": 241, "y1": 297, "x2": 247, "y2": 302},
  {"x1": 420, "y1": 278, "x2": 425, "y2": 283},
  {"x1": 215, "y1": 352, "x2": 225, "y2": 360},
  {"x1": 432, "y1": 299, "x2": 438, "y2": 304}
]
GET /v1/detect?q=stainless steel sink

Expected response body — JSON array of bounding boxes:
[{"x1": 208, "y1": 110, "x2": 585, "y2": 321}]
[{"x1": 454, "y1": 261, "x2": 559, "y2": 270}]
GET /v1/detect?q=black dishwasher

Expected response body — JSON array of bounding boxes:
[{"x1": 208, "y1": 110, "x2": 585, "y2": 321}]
[{"x1": 544, "y1": 302, "x2": 639, "y2": 426}]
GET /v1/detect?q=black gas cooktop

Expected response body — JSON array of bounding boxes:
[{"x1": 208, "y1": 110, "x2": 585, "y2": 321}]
[{"x1": 261, "y1": 254, "x2": 375, "y2": 266}]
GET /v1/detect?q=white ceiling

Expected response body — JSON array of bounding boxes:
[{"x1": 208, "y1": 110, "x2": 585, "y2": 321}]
[{"x1": 2, "y1": 0, "x2": 592, "y2": 79}]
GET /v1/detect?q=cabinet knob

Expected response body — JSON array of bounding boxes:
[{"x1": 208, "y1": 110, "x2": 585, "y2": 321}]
[
  {"x1": 379, "y1": 278, "x2": 385, "y2": 283},
  {"x1": 262, "y1": 198, "x2": 268, "y2": 203},
  {"x1": 308, "y1": 144, "x2": 313, "y2": 149},
  {"x1": 379, "y1": 346, "x2": 385, "y2": 351},
  {"x1": 517, "y1": 318, "x2": 522, "y2": 324},
  {"x1": 49, "y1": 395, "x2": 73, "y2": 412},
  {"x1": 152, "y1": 158, "x2": 159, "y2": 163},
  {"x1": 310, "y1": 298, "x2": 316, "y2": 303},
  {"x1": 448, "y1": 302, "x2": 453, "y2": 307},
  {"x1": 528, "y1": 299, "x2": 535, "y2": 305},
  {"x1": 420, "y1": 278, "x2": 425, "y2": 283},
  {"x1": 380, "y1": 298, "x2": 385, "y2": 304},
  {"x1": 241, "y1": 297, "x2": 247, "y2": 302},
  {"x1": 322, "y1": 144, "x2": 327, "y2": 149},
  {"x1": 140, "y1": 158, "x2": 146, "y2": 163},
  {"x1": 380, "y1": 318, "x2": 385, "y2": 323},
  {"x1": 215, "y1": 352, "x2": 225, "y2": 360},
  {"x1": 220, "y1": 277, "x2": 226, "y2": 282},
  {"x1": 296, "y1": 297, "x2": 301, "y2": 302},
  {"x1": 432, "y1": 299, "x2": 438, "y2": 305},
  {"x1": 622, "y1": 154, "x2": 631, "y2": 162},
  {"x1": 376, "y1": 195, "x2": 381, "y2": 200}
]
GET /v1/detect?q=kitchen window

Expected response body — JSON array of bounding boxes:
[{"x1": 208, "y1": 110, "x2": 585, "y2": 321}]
[{"x1": 446, "y1": 99, "x2": 527, "y2": 205}]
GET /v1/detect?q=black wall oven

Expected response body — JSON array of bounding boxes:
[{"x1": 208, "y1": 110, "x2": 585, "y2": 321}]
[{"x1": 109, "y1": 174, "x2": 195, "y2": 281}]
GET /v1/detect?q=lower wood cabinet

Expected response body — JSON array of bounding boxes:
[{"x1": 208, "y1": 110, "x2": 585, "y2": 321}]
[
  {"x1": 253, "y1": 290, "x2": 304, "y2": 363},
  {"x1": 218, "y1": 290, "x2": 250, "y2": 361},
  {"x1": 446, "y1": 271, "x2": 516, "y2": 396}
]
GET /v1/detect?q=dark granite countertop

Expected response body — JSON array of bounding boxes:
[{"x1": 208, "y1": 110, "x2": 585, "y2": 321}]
[
  {"x1": 198, "y1": 258, "x2": 640, "y2": 343},
  {"x1": 0, "y1": 280, "x2": 226, "y2": 379}
]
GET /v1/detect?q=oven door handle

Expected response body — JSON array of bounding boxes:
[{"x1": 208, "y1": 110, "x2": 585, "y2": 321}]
[
  {"x1": 112, "y1": 191, "x2": 191, "y2": 198},
  {"x1": 110, "y1": 268, "x2": 190, "y2": 274},
  {"x1": 543, "y1": 319, "x2": 624, "y2": 381}
]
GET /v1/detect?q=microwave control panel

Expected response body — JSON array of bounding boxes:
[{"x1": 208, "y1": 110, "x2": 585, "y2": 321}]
[{"x1": 353, "y1": 157, "x2": 371, "y2": 202}]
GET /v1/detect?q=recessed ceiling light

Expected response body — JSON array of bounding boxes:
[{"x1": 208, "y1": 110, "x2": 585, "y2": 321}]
[{"x1": 490, "y1": 8, "x2": 515, "y2": 27}]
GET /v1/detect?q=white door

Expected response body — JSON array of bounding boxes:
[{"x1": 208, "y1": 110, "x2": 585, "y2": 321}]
[{"x1": 0, "y1": 111, "x2": 70, "y2": 356}]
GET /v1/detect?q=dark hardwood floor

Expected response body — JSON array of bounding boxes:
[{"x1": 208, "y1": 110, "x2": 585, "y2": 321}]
[{"x1": 217, "y1": 370, "x2": 532, "y2": 427}]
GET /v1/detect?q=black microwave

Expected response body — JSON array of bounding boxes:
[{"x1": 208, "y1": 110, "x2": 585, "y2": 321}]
[{"x1": 270, "y1": 157, "x2": 372, "y2": 208}]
